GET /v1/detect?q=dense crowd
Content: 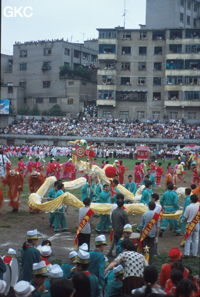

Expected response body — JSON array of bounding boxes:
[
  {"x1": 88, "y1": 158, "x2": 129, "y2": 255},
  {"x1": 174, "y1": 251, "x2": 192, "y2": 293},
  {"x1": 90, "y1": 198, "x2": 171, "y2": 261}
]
[
  {"x1": 1, "y1": 117, "x2": 200, "y2": 139},
  {"x1": 0, "y1": 144, "x2": 188, "y2": 160}
]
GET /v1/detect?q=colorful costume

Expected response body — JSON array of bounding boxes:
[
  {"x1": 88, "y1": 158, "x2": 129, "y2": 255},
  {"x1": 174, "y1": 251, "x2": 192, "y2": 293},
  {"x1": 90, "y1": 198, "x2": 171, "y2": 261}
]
[
  {"x1": 21, "y1": 243, "x2": 41, "y2": 281},
  {"x1": 61, "y1": 263, "x2": 74, "y2": 279},
  {"x1": 3, "y1": 170, "x2": 23, "y2": 211},
  {"x1": 88, "y1": 250, "x2": 105, "y2": 290},
  {"x1": 140, "y1": 187, "x2": 153, "y2": 205},
  {"x1": 155, "y1": 166, "x2": 164, "y2": 186},
  {"x1": 28, "y1": 173, "x2": 45, "y2": 193},
  {"x1": 125, "y1": 181, "x2": 137, "y2": 194},
  {"x1": 52, "y1": 189, "x2": 67, "y2": 232},
  {"x1": 96, "y1": 191, "x2": 111, "y2": 232},
  {"x1": 160, "y1": 190, "x2": 180, "y2": 234},
  {"x1": 134, "y1": 164, "x2": 142, "y2": 186},
  {"x1": 181, "y1": 195, "x2": 191, "y2": 234},
  {"x1": 81, "y1": 183, "x2": 90, "y2": 201}
]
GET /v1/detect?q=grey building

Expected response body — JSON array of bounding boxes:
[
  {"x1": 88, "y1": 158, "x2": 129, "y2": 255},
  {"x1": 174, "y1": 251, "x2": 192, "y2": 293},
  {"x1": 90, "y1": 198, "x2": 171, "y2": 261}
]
[
  {"x1": 1, "y1": 39, "x2": 98, "y2": 114},
  {"x1": 146, "y1": 0, "x2": 200, "y2": 29},
  {"x1": 97, "y1": 27, "x2": 200, "y2": 121}
]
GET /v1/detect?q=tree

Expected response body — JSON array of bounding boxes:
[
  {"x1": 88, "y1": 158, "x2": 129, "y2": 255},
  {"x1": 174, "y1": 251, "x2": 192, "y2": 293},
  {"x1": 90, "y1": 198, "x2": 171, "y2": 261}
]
[{"x1": 48, "y1": 104, "x2": 65, "y2": 116}]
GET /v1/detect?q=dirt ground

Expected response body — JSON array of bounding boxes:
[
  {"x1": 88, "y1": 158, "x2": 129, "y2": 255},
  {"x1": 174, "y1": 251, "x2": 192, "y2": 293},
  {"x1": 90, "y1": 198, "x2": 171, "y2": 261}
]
[{"x1": 0, "y1": 167, "x2": 193, "y2": 261}]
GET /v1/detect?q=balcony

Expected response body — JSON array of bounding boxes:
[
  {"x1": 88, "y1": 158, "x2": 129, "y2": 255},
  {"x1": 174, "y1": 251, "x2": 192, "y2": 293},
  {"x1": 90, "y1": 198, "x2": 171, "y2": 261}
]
[
  {"x1": 98, "y1": 53, "x2": 117, "y2": 60},
  {"x1": 97, "y1": 85, "x2": 117, "y2": 91},
  {"x1": 166, "y1": 69, "x2": 200, "y2": 76},
  {"x1": 98, "y1": 39, "x2": 117, "y2": 44},
  {"x1": 166, "y1": 53, "x2": 200, "y2": 60},
  {"x1": 164, "y1": 100, "x2": 200, "y2": 107},
  {"x1": 97, "y1": 99, "x2": 116, "y2": 106},
  {"x1": 98, "y1": 69, "x2": 116, "y2": 76},
  {"x1": 165, "y1": 84, "x2": 200, "y2": 91}
]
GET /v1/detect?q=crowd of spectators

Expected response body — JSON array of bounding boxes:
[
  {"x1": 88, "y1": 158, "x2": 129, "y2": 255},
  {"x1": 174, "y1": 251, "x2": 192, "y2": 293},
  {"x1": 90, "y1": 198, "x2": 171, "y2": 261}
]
[{"x1": 1, "y1": 117, "x2": 200, "y2": 139}]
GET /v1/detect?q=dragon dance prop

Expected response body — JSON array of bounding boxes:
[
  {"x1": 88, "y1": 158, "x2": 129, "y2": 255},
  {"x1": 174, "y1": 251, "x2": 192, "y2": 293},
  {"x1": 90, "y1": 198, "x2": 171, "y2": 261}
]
[{"x1": 28, "y1": 176, "x2": 182, "y2": 218}]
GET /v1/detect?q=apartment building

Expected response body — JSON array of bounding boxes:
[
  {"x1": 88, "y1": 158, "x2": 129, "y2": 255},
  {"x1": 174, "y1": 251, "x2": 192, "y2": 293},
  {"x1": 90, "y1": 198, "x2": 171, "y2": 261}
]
[
  {"x1": 1, "y1": 39, "x2": 98, "y2": 114},
  {"x1": 97, "y1": 27, "x2": 200, "y2": 120},
  {"x1": 146, "y1": 0, "x2": 200, "y2": 29}
]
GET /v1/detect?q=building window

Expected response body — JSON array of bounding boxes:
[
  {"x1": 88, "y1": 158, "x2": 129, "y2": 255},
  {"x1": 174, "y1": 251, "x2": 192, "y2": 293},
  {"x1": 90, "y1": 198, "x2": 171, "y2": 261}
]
[
  {"x1": 154, "y1": 62, "x2": 162, "y2": 71},
  {"x1": 119, "y1": 111, "x2": 129, "y2": 119},
  {"x1": 187, "y1": 112, "x2": 196, "y2": 119},
  {"x1": 187, "y1": 0, "x2": 191, "y2": 9},
  {"x1": 193, "y1": 19, "x2": 197, "y2": 28},
  {"x1": 99, "y1": 31, "x2": 116, "y2": 39},
  {"x1": 20, "y1": 50, "x2": 27, "y2": 57},
  {"x1": 167, "y1": 76, "x2": 183, "y2": 85},
  {"x1": 185, "y1": 91, "x2": 200, "y2": 100},
  {"x1": 19, "y1": 63, "x2": 27, "y2": 71},
  {"x1": 43, "y1": 81, "x2": 51, "y2": 88},
  {"x1": 36, "y1": 97, "x2": 43, "y2": 104},
  {"x1": 99, "y1": 44, "x2": 116, "y2": 54},
  {"x1": 121, "y1": 62, "x2": 130, "y2": 71},
  {"x1": 98, "y1": 91, "x2": 114, "y2": 100},
  {"x1": 102, "y1": 75, "x2": 113, "y2": 85},
  {"x1": 65, "y1": 48, "x2": 70, "y2": 55},
  {"x1": 152, "y1": 31, "x2": 165, "y2": 40},
  {"x1": 153, "y1": 77, "x2": 161, "y2": 85},
  {"x1": 169, "y1": 112, "x2": 178, "y2": 119},
  {"x1": 19, "y1": 81, "x2": 26, "y2": 89},
  {"x1": 154, "y1": 47, "x2": 162, "y2": 55},
  {"x1": 121, "y1": 77, "x2": 131, "y2": 85},
  {"x1": 180, "y1": 0, "x2": 184, "y2": 6},
  {"x1": 152, "y1": 111, "x2": 160, "y2": 120},
  {"x1": 153, "y1": 92, "x2": 161, "y2": 101},
  {"x1": 170, "y1": 30, "x2": 183, "y2": 40},
  {"x1": 138, "y1": 62, "x2": 146, "y2": 71},
  {"x1": 42, "y1": 61, "x2": 51, "y2": 71},
  {"x1": 74, "y1": 50, "x2": 80, "y2": 58},
  {"x1": 68, "y1": 81, "x2": 74, "y2": 85},
  {"x1": 49, "y1": 97, "x2": 57, "y2": 103},
  {"x1": 187, "y1": 15, "x2": 190, "y2": 25},
  {"x1": 121, "y1": 47, "x2": 131, "y2": 55},
  {"x1": 44, "y1": 48, "x2": 52, "y2": 56},
  {"x1": 168, "y1": 91, "x2": 179, "y2": 100},
  {"x1": 8, "y1": 86, "x2": 13, "y2": 93},
  {"x1": 137, "y1": 111, "x2": 145, "y2": 119},
  {"x1": 68, "y1": 98, "x2": 74, "y2": 104},
  {"x1": 138, "y1": 77, "x2": 146, "y2": 86},
  {"x1": 140, "y1": 31, "x2": 147, "y2": 40},
  {"x1": 139, "y1": 47, "x2": 147, "y2": 55},
  {"x1": 102, "y1": 111, "x2": 112, "y2": 118},
  {"x1": 194, "y1": 3, "x2": 198, "y2": 11},
  {"x1": 122, "y1": 32, "x2": 131, "y2": 40},
  {"x1": 169, "y1": 44, "x2": 182, "y2": 53},
  {"x1": 186, "y1": 44, "x2": 200, "y2": 53},
  {"x1": 180, "y1": 13, "x2": 184, "y2": 23}
]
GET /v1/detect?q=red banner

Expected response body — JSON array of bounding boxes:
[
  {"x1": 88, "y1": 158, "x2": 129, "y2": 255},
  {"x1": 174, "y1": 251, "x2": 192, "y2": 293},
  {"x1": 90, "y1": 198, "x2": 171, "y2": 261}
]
[
  {"x1": 138, "y1": 210, "x2": 162, "y2": 250},
  {"x1": 74, "y1": 208, "x2": 94, "y2": 246}
]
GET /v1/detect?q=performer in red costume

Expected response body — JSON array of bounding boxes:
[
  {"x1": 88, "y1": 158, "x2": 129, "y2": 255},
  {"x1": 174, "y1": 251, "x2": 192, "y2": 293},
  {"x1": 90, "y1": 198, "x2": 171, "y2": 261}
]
[
  {"x1": 3, "y1": 169, "x2": 23, "y2": 212},
  {"x1": 28, "y1": 171, "x2": 45, "y2": 193},
  {"x1": 155, "y1": 162, "x2": 164, "y2": 186},
  {"x1": 118, "y1": 160, "x2": 126, "y2": 185}
]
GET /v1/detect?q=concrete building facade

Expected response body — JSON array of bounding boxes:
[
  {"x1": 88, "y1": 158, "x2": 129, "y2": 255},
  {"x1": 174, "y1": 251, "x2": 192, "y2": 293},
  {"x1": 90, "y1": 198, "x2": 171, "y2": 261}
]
[
  {"x1": 146, "y1": 0, "x2": 200, "y2": 29},
  {"x1": 97, "y1": 27, "x2": 200, "y2": 120},
  {"x1": 1, "y1": 39, "x2": 98, "y2": 115}
]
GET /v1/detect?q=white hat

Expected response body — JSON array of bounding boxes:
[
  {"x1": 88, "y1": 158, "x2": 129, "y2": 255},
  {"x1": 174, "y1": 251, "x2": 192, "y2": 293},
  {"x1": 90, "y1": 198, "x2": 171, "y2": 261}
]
[
  {"x1": 32, "y1": 261, "x2": 48, "y2": 275},
  {"x1": 76, "y1": 249, "x2": 90, "y2": 264},
  {"x1": 47, "y1": 264, "x2": 63, "y2": 278},
  {"x1": 79, "y1": 243, "x2": 88, "y2": 251},
  {"x1": 113, "y1": 265, "x2": 124, "y2": 275},
  {"x1": 181, "y1": 162, "x2": 185, "y2": 165},
  {"x1": 14, "y1": 281, "x2": 34, "y2": 297},
  {"x1": 26, "y1": 229, "x2": 41, "y2": 240},
  {"x1": 68, "y1": 251, "x2": 77, "y2": 260},
  {"x1": 8, "y1": 248, "x2": 17, "y2": 255},
  {"x1": 95, "y1": 235, "x2": 107, "y2": 246},
  {"x1": 28, "y1": 157, "x2": 32, "y2": 160},
  {"x1": 0, "y1": 280, "x2": 7, "y2": 294},
  {"x1": 40, "y1": 246, "x2": 52, "y2": 257},
  {"x1": 114, "y1": 160, "x2": 119, "y2": 163},
  {"x1": 123, "y1": 224, "x2": 132, "y2": 233}
]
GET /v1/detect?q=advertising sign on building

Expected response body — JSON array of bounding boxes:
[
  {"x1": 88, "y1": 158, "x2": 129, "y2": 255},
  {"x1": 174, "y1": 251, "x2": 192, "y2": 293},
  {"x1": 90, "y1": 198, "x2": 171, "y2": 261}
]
[{"x1": 0, "y1": 99, "x2": 10, "y2": 114}]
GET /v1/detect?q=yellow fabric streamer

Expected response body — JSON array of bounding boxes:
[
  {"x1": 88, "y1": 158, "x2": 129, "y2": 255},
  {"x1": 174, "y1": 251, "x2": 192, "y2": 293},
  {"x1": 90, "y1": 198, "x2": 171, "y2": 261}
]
[
  {"x1": 116, "y1": 184, "x2": 134, "y2": 202},
  {"x1": 28, "y1": 176, "x2": 182, "y2": 218}
]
